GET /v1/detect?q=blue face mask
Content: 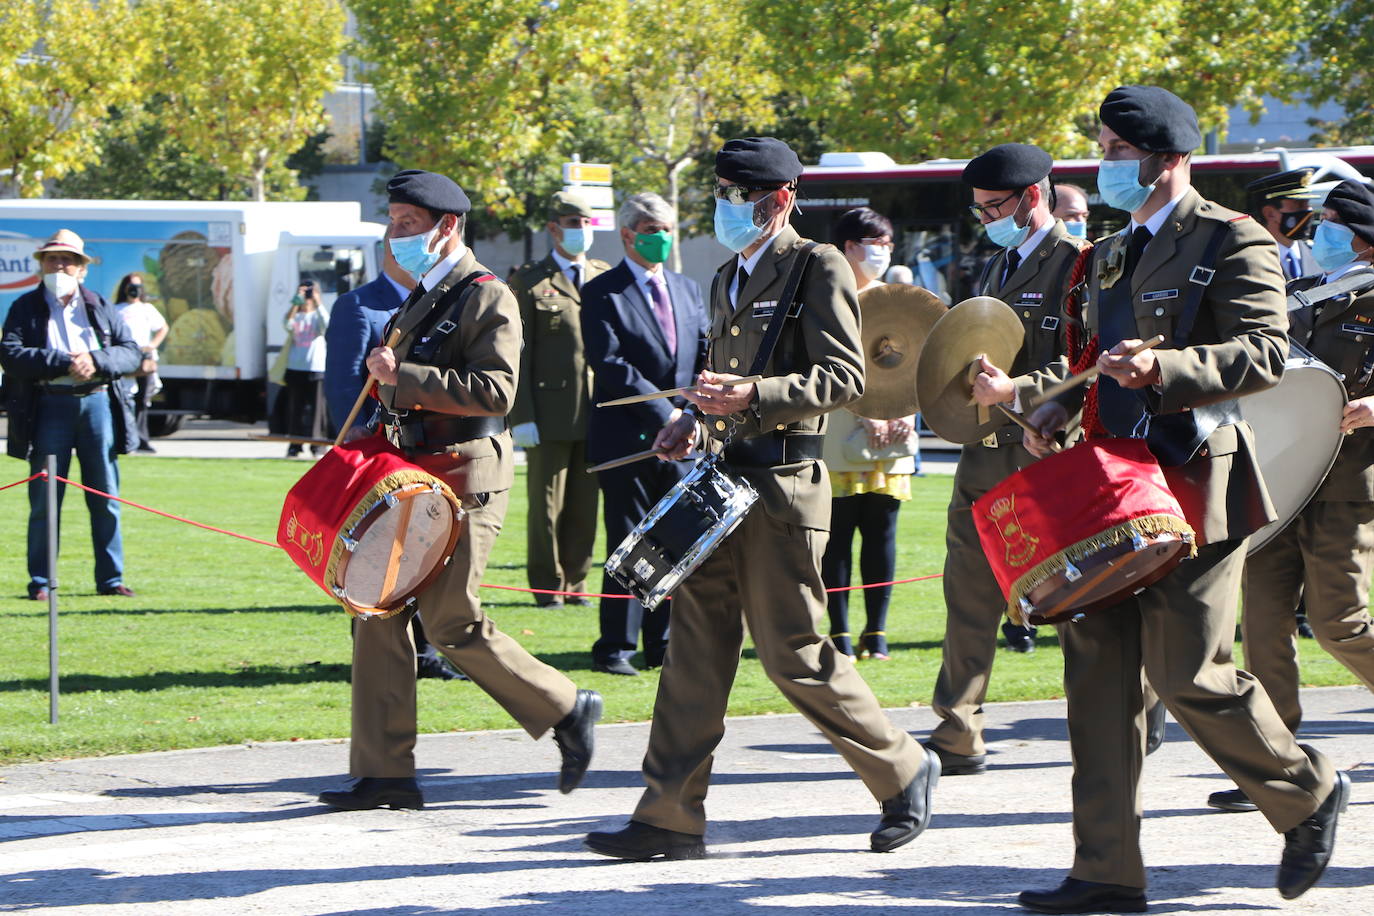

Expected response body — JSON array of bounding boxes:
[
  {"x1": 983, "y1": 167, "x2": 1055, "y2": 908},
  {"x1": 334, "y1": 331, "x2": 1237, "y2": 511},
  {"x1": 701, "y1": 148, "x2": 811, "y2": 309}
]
[
  {"x1": 984, "y1": 192, "x2": 1030, "y2": 248},
  {"x1": 1313, "y1": 221, "x2": 1358, "y2": 273},
  {"x1": 559, "y1": 226, "x2": 591, "y2": 256},
  {"x1": 1065, "y1": 220, "x2": 1087, "y2": 239},
  {"x1": 1097, "y1": 157, "x2": 1156, "y2": 213},
  {"x1": 714, "y1": 197, "x2": 767, "y2": 253},
  {"x1": 390, "y1": 222, "x2": 445, "y2": 280}
]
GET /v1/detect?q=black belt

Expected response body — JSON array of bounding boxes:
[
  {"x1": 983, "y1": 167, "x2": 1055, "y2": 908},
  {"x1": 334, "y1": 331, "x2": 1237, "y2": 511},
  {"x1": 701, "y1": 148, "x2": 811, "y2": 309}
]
[
  {"x1": 388, "y1": 414, "x2": 505, "y2": 449},
  {"x1": 722, "y1": 433, "x2": 823, "y2": 467},
  {"x1": 40, "y1": 382, "x2": 108, "y2": 397}
]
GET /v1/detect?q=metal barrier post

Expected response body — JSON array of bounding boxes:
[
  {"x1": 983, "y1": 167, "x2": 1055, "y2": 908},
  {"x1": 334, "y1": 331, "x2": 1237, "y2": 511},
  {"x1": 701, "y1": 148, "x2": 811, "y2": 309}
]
[{"x1": 46, "y1": 455, "x2": 59, "y2": 725}]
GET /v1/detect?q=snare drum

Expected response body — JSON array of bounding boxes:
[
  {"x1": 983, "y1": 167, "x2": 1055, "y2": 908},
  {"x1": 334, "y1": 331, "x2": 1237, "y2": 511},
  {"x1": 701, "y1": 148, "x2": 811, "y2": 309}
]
[
  {"x1": 278, "y1": 436, "x2": 465, "y2": 618},
  {"x1": 1240, "y1": 342, "x2": 1347, "y2": 553},
  {"x1": 973, "y1": 438, "x2": 1197, "y2": 626},
  {"x1": 606, "y1": 455, "x2": 758, "y2": 610}
]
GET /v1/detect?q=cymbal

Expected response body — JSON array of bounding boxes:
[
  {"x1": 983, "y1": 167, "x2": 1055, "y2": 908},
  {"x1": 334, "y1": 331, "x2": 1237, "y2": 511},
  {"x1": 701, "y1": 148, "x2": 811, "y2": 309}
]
[
  {"x1": 916, "y1": 296, "x2": 1024, "y2": 444},
  {"x1": 847, "y1": 284, "x2": 947, "y2": 420}
]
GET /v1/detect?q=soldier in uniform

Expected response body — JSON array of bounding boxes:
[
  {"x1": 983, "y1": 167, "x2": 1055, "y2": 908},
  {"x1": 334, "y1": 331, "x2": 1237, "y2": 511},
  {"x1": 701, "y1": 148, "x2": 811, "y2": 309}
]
[
  {"x1": 509, "y1": 192, "x2": 610, "y2": 607},
  {"x1": 317, "y1": 170, "x2": 602, "y2": 811},
  {"x1": 1208, "y1": 179, "x2": 1374, "y2": 814},
  {"x1": 1021, "y1": 86, "x2": 1347, "y2": 913},
  {"x1": 583, "y1": 137, "x2": 939, "y2": 861},
  {"x1": 1245, "y1": 167, "x2": 1321, "y2": 281},
  {"x1": 926, "y1": 144, "x2": 1091, "y2": 776}
]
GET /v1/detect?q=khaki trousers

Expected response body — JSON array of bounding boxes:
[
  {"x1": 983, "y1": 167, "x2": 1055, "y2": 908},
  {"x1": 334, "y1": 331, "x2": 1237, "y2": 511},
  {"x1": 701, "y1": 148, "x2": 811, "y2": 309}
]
[
  {"x1": 525, "y1": 438, "x2": 599, "y2": 594},
  {"x1": 349, "y1": 489, "x2": 578, "y2": 776},
  {"x1": 1242, "y1": 500, "x2": 1374, "y2": 731},
  {"x1": 930, "y1": 441, "x2": 1033, "y2": 757},
  {"x1": 633, "y1": 506, "x2": 923, "y2": 835},
  {"x1": 1059, "y1": 538, "x2": 1334, "y2": 888}
]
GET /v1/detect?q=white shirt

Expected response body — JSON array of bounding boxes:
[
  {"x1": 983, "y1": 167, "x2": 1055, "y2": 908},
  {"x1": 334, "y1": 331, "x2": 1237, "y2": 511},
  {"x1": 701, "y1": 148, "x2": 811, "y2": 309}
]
[
  {"x1": 116, "y1": 300, "x2": 168, "y2": 349},
  {"x1": 550, "y1": 248, "x2": 585, "y2": 289},
  {"x1": 624, "y1": 256, "x2": 670, "y2": 310},
  {"x1": 47, "y1": 291, "x2": 101, "y2": 356},
  {"x1": 731, "y1": 228, "x2": 785, "y2": 307},
  {"x1": 418, "y1": 242, "x2": 468, "y2": 292},
  {"x1": 1325, "y1": 260, "x2": 1366, "y2": 283},
  {"x1": 1130, "y1": 189, "x2": 1190, "y2": 237},
  {"x1": 1012, "y1": 223, "x2": 1052, "y2": 265}
]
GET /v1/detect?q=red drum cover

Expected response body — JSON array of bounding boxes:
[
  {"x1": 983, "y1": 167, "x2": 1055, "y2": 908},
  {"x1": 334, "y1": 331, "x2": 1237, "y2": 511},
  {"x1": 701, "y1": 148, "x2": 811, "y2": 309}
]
[
  {"x1": 278, "y1": 436, "x2": 461, "y2": 617},
  {"x1": 973, "y1": 438, "x2": 1195, "y2": 618}
]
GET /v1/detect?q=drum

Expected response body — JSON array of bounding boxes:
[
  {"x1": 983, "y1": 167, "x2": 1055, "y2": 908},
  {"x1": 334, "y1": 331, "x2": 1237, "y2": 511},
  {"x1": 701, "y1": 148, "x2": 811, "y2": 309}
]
[
  {"x1": 606, "y1": 455, "x2": 758, "y2": 610},
  {"x1": 1241, "y1": 343, "x2": 1347, "y2": 554},
  {"x1": 278, "y1": 436, "x2": 465, "y2": 619},
  {"x1": 973, "y1": 438, "x2": 1196, "y2": 626}
]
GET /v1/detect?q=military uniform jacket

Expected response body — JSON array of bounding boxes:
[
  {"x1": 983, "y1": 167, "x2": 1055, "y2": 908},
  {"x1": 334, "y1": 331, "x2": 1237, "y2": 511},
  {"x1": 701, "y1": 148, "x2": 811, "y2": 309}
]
[
  {"x1": 375, "y1": 250, "x2": 519, "y2": 495},
  {"x1": 1056, "y1": 189, "x2": 1289, "y2": 545},
  {"x1": 1286, "y1": 266, "x2": 1374, "y2": 501},
  {"x1": 508, "y1": 252, "x2": 609, "y2": 440},
  {"x1": 703, "y1": 225, "x2": 865, "y2": 528}
]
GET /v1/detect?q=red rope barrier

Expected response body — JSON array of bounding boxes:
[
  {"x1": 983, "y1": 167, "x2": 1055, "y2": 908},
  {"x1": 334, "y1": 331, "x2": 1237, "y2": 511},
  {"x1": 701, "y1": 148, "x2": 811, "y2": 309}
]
[{"x1": 2, "y1": 472, "x2": 945, "y2": 598}]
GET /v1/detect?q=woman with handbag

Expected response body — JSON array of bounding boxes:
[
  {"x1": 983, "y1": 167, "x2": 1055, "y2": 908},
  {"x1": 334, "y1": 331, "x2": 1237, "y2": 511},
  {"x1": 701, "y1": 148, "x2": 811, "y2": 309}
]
[
  {"x1": 820, "y1": 208, "x2": 917, "y2": 659},
  {"x1": 114, "y1": 273, "x2": 168, "y2": 453}
]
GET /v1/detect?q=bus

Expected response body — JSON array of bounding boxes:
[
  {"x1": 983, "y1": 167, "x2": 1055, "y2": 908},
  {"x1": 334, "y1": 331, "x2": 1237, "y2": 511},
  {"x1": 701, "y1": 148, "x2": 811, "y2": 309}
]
[{"x1": 793, "y1": 147, "x2": 1374, "y2": 304}]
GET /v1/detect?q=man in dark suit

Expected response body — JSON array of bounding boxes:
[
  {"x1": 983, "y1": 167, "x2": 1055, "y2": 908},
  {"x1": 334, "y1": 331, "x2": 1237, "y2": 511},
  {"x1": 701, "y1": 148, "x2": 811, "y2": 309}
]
[
  {"x1": 1021, "y1": 85, "x2": 1347, "y2": 913},
  {"x1": 580, "y1": 192, "x2": 708, "y2": 675},
  {"x1": 324, "y1": 237, "x2": 465, "y2": 682}
]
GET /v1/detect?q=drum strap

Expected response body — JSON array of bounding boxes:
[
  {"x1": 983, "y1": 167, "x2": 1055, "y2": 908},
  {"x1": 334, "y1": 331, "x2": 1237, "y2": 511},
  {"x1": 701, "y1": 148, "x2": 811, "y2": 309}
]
[
  {"x1": 405, "y1": 272, "x2": 497, "y2": 364},
  {"x1": 1170, "y1": 222, "x2": 1231, "y2": 348},
  {"x1": 746, "y1": 242, "x2": 821, "y2": 377},
  {"x1": 1286, "y1": 270, "x2": 1374, "y2": 313}
]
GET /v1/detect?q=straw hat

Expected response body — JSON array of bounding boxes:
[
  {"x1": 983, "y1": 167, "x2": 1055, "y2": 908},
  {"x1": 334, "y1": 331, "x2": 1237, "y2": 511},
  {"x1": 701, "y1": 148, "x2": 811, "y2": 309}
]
[{"x1": 33, "y1": 228, "x2": 90, "y2": 264}]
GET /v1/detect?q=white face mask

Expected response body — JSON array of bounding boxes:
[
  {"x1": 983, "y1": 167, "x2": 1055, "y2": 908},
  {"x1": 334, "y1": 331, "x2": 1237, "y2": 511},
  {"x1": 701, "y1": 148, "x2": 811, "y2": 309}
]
[
  {"x1": 44, "y1": 271, "x2": 80, "y2": 300},
  {"x1": 858, "y1": 245, "x2": 892, "y2": 281}
]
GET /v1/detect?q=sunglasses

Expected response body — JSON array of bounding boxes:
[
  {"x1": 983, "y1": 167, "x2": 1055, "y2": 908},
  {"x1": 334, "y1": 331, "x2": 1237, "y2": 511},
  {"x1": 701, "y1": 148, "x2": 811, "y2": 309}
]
[{"x1": 713, "y1": 183, "x2": 785, "y2": 205}]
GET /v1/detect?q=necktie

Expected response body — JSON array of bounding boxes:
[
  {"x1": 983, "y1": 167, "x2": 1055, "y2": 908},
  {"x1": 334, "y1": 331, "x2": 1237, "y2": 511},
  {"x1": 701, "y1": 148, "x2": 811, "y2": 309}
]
[
  {"x1": 570, "y1": 263, "x2": 583, "y2": 292},
  {"x1": 648, "y1": 273, "x2": 676, "y2": 354},
  {"x1": 735, "y1": 264, "x2": 750, "y2": 306},
  {"x1": 1127, "y1": 225, "x2": 1151, "y2": 272},
  {"x1": 1001, "y1": 249, "x2": 1021, "y2": 289},
  {"x1": 1096, "y1": 226, "x2": 1154, "y2": 436},
  {"x1": 1287, "y1": 249, "x2": 1301, "y2": 281}
]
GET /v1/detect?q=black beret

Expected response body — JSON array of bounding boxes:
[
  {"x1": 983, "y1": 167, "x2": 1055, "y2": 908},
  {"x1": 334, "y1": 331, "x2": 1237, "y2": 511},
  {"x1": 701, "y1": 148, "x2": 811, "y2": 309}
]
[
  {"x1": 1245, "y1": 167, "x2": 1320, "y2": 202},
  {"x1": 1099, "y1": 85, "x2": 1202, "y2": 154},
  {"x1": 1325, "y1": 180, "x2": 1374, "y2": 248},
  {"x1": 715, "y1": 137, "x2": 803, "y2": 186},
  {"x1": 386, "y1": 169, "x2": 471, "y2": 215},
  {"x1": 961, "y1": 143, "x2": 1053, "y2": 191}
]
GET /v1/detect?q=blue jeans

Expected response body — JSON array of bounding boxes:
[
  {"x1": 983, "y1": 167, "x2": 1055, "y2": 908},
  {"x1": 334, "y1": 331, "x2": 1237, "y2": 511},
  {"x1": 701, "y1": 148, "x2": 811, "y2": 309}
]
[{"x1": 27, "y1": 391, "x2": 124, "y2": 590}]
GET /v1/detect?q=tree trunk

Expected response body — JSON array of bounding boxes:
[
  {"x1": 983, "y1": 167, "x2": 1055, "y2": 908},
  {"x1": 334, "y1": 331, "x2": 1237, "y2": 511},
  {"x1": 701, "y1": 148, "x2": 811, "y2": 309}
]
[{"x1": 666, "y1": 159, "x2": 686, "y2": 274}]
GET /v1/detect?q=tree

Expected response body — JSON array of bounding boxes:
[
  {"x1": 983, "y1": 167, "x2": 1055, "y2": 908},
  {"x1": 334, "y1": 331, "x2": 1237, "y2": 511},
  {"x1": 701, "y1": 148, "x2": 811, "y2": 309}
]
[
  {"x1": 142, "y1": 0, "x2": 346, "y2": 201},
  {"x1": 1302, "y1": 0, "x2": 1374, "y2": 145},
  {"x1": 0, "y1": 0, "x2": 144, "y2": 196}
]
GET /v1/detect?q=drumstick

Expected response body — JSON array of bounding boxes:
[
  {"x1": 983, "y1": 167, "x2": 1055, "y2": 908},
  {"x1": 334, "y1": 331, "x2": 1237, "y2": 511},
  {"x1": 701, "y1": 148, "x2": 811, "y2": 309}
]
[
  {"x1": 586, "y1": 448, "x2": 667, "y2": 473},
  {"x1": 597, "y1": 375, "x2": 764, "y2": 408},
  {"x1": 1033, "y1": 335, "x2": 1166, "y2": 406},
  {"x1": 994, "y1": 404, "x2": 1062, "y2": 453},
  {"x1": 335, "y1": 327, "x2": 404, "y2": 448}
]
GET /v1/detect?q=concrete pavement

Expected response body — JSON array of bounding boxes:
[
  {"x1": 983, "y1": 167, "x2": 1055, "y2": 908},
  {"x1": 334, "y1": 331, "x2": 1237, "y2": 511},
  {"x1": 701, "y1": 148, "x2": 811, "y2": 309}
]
[{"x1": 2, "y1": 686, "x2": 1370, "y2": 914}]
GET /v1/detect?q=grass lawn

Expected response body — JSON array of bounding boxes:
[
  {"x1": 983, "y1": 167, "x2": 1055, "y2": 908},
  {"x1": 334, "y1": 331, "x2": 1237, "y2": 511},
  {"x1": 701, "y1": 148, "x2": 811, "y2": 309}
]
[{"x1": 0, "y1": 455, "x2": 1361, "y2": 765}]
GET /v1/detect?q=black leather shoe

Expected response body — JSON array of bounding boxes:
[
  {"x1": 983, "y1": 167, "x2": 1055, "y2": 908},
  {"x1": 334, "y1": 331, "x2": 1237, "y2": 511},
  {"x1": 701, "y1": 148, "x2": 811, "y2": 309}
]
[
  {"x1": 566, "y1": 595, "x2": 592, "y2": 607},
  {"x1": 1144, "y1": 700, "x2": 1166, "y2": 756},
  {"x1": 417, "y1": 654, "x2": 470, "y2": 681},
  {"x1": 1278, "y1": 769, "x2": 1351, "y2": 899},
  {"x1": 1002, "y1": 621, "x2": 1037, "y2": 653},
  {"x1": 318, "y1": 776, "x2": 423, "y2": 810},
  {"x1": 925, "y1": 742, "x2": 987, "y2": 776},
  {"x1": 535, "y1": 594, "x2": 565, "y2": 608},
  {"x1": 1296, "y1": 612, "x2": 1315, "y2": 639},
  {"x1": 593, "y1": 658, "x2": 639, "y2": 676},
  {"x1": 1207, "y1": 786, "x2": 1258, "y2": 812},
  {"x1": 552, "y1": 689, "x2": 602, "y2": 793},
  {"x1": 870, "y1": 747, "x2": 940, "y2": 852},
  {"x1": 1018, "y1": 877, "x2": 1147, "y2": 913},
  {"x1": 585, "y1": 820, "x2": 706, "y2": 860}
]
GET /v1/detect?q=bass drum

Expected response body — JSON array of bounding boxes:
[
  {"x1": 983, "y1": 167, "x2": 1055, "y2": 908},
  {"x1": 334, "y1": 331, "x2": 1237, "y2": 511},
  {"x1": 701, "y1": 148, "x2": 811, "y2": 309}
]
[{"x1": 1241, "y1": 342, "x2": 1347, "y2": 554}]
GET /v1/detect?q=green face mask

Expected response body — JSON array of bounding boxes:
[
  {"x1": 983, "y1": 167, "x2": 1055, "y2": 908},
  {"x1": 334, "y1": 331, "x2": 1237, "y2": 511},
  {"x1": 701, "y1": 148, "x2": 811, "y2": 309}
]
[{"x1": 633, "y1": 230, "x2": 673, "y2": 264}]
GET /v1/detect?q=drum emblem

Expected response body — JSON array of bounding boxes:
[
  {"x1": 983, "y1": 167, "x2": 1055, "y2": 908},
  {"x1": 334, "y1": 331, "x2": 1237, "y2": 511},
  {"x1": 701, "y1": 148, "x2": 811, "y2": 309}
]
[
  {"x1": 986, "y1": 495, "x2": 1040, "y2": 567},
  {"x1": 284, "y1": 511, "x2": 325, "y2": 567}
]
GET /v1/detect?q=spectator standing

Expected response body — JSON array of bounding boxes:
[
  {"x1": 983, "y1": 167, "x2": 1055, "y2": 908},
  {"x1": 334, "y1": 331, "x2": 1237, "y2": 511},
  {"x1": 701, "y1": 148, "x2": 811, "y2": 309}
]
[
  {"x1": 113, "y1": 273, "x2": 168, "y2": 453},
  {"x1": 1, "y1": 230, "x2": 141, "y2": 600},
  {"x1": 580, "y1": 192, "x2": 708, "y2": 675},
  {"x1": 282, "y1": 279, "x2": 329, "y2": 457},
  {"x1": 820, "y1": 207, "x2": 917, "y2": 660},
  {"x1": 508, "y1": 192, "x2": 609, "y2": 606}
]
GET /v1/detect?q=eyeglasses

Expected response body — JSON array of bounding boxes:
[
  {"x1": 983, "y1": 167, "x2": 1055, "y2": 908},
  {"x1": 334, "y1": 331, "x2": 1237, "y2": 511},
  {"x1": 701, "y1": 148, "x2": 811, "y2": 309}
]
[
  {"x1": 713, "y1": 183, "x2": 783, "y2": 205},
  {"x1": 859, "y1": 237, "x2": 894, "y2": 249},
  {"x1": 967, "y1": 191, "x2": 1020, "y2": 220}
]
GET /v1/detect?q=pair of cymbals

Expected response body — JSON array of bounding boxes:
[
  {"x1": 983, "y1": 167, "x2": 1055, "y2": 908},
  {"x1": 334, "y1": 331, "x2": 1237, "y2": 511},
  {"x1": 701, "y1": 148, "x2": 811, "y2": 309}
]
[
  {"x1": 916, "y1": 296, "x2": 1025, "y2": 444},
  {"x1": 846, "y1": 284, "x2": 948, "y2": 420}
]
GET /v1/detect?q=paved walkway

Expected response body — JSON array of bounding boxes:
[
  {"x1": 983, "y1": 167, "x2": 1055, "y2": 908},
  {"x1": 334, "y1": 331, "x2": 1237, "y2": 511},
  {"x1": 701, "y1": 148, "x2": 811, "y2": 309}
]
[{"x1": 2, "y1": 687, "x2": 1369, "y2": 914}]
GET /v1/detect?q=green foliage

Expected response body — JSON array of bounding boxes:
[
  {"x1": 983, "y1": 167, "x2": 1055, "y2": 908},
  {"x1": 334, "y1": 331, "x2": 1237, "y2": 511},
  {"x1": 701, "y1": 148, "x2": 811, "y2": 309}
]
[
  {"x1": 0, "y1": 0, "x2": 144, "y2": 196},
  {"x1": 1302, "y1": 0, "x2": 1374, "y2": 145}
]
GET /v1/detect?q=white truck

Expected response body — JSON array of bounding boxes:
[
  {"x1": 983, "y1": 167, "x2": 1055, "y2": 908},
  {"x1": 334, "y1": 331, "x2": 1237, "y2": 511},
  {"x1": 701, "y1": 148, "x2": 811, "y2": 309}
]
[{"x1": 0, "y1": 199, "x2": 385, "y2": 431}]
